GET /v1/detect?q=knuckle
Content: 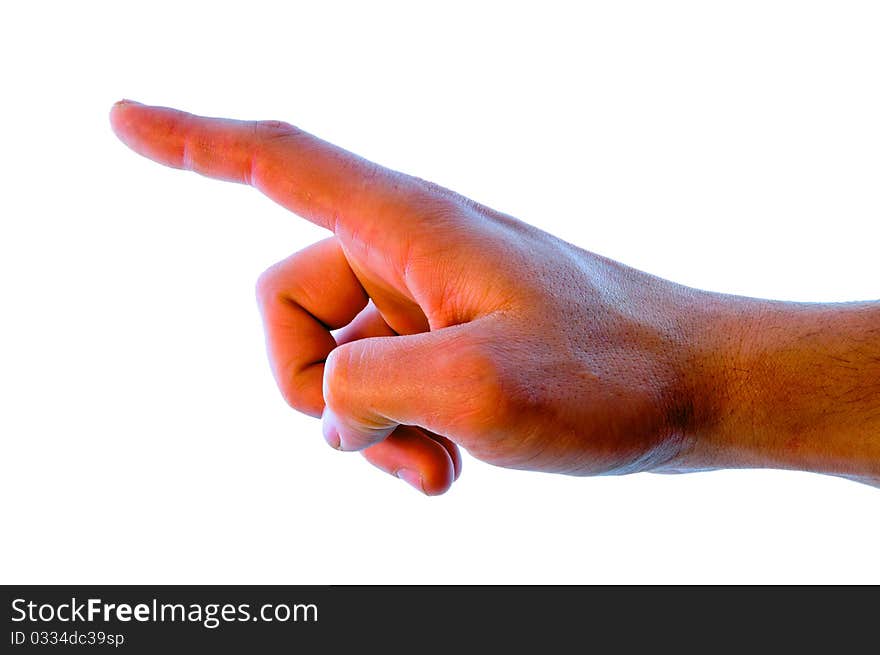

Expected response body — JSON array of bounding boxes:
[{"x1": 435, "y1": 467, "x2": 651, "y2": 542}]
[
  {"x1": 407, "y1": 188, "x2": 462, "y2": 222},
  {"x1": 254, "y1": 269, "x2": 272, "y2": 299},
  {"x1": 254, "y1": 264, "x2": 281, "y2": 304},
  {"x1": 254, "y1": 119, "x2": 304, "y2": 144},
  {"x1": 449, "y1": 337, "x2": 514, "y2": 424},
  {"x1": 410, "y1": 176, "x2": 466, "y2": 208},
  {"x1": 450, "y1": 331, "x2": 549, "y2": 431}
]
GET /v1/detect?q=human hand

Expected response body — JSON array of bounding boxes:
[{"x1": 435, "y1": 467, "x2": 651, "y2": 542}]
[{"x1": 110, "y1": 100, "x2": 880, "y2": 494}]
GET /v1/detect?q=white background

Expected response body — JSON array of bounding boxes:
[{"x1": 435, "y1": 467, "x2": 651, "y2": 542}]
[{"x1": 2, "y1": 1, "x2": 878, "y2": 584}]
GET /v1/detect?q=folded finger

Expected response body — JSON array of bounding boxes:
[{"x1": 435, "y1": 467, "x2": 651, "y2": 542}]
[{"x1": 256, "y1": 237, "x2": 367, "y2": 417}]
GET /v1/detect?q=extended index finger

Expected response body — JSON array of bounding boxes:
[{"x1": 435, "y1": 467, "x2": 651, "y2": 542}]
[{"x1": 109, "y1": 100, "x2": 424, "y2": 233}]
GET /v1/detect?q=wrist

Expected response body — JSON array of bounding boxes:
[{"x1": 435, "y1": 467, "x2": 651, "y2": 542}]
[{"x1": 669, "y1": 293, "x2": 880, "y2": 482}]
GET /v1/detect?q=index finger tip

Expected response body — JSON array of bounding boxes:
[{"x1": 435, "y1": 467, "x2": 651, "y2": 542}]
[{"x1": 109, "y1": 99, "x2": 142, "y2": 140}]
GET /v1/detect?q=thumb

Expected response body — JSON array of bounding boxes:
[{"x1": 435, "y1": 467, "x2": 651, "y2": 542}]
[{"x1": 321, "y1": 323, "x2": 491, "y2": 452}]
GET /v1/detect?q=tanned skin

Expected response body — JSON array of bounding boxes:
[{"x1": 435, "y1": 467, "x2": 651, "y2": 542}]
[{"x1": 110, "y1": 100, "x2": 880, "y2": 495}]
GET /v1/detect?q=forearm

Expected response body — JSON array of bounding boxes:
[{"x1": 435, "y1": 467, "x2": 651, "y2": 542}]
[{"x1": 673, "y1": 294, "x2": 880, "y2": 483}]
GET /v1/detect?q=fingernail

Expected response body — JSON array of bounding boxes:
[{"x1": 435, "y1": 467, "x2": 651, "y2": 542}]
[
  {"x1": 321, "y1": 408, "x2": 341, "y2": 450},
  {"x1": 396, "y1": 469, "x2": 425, "y2": 494}
]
